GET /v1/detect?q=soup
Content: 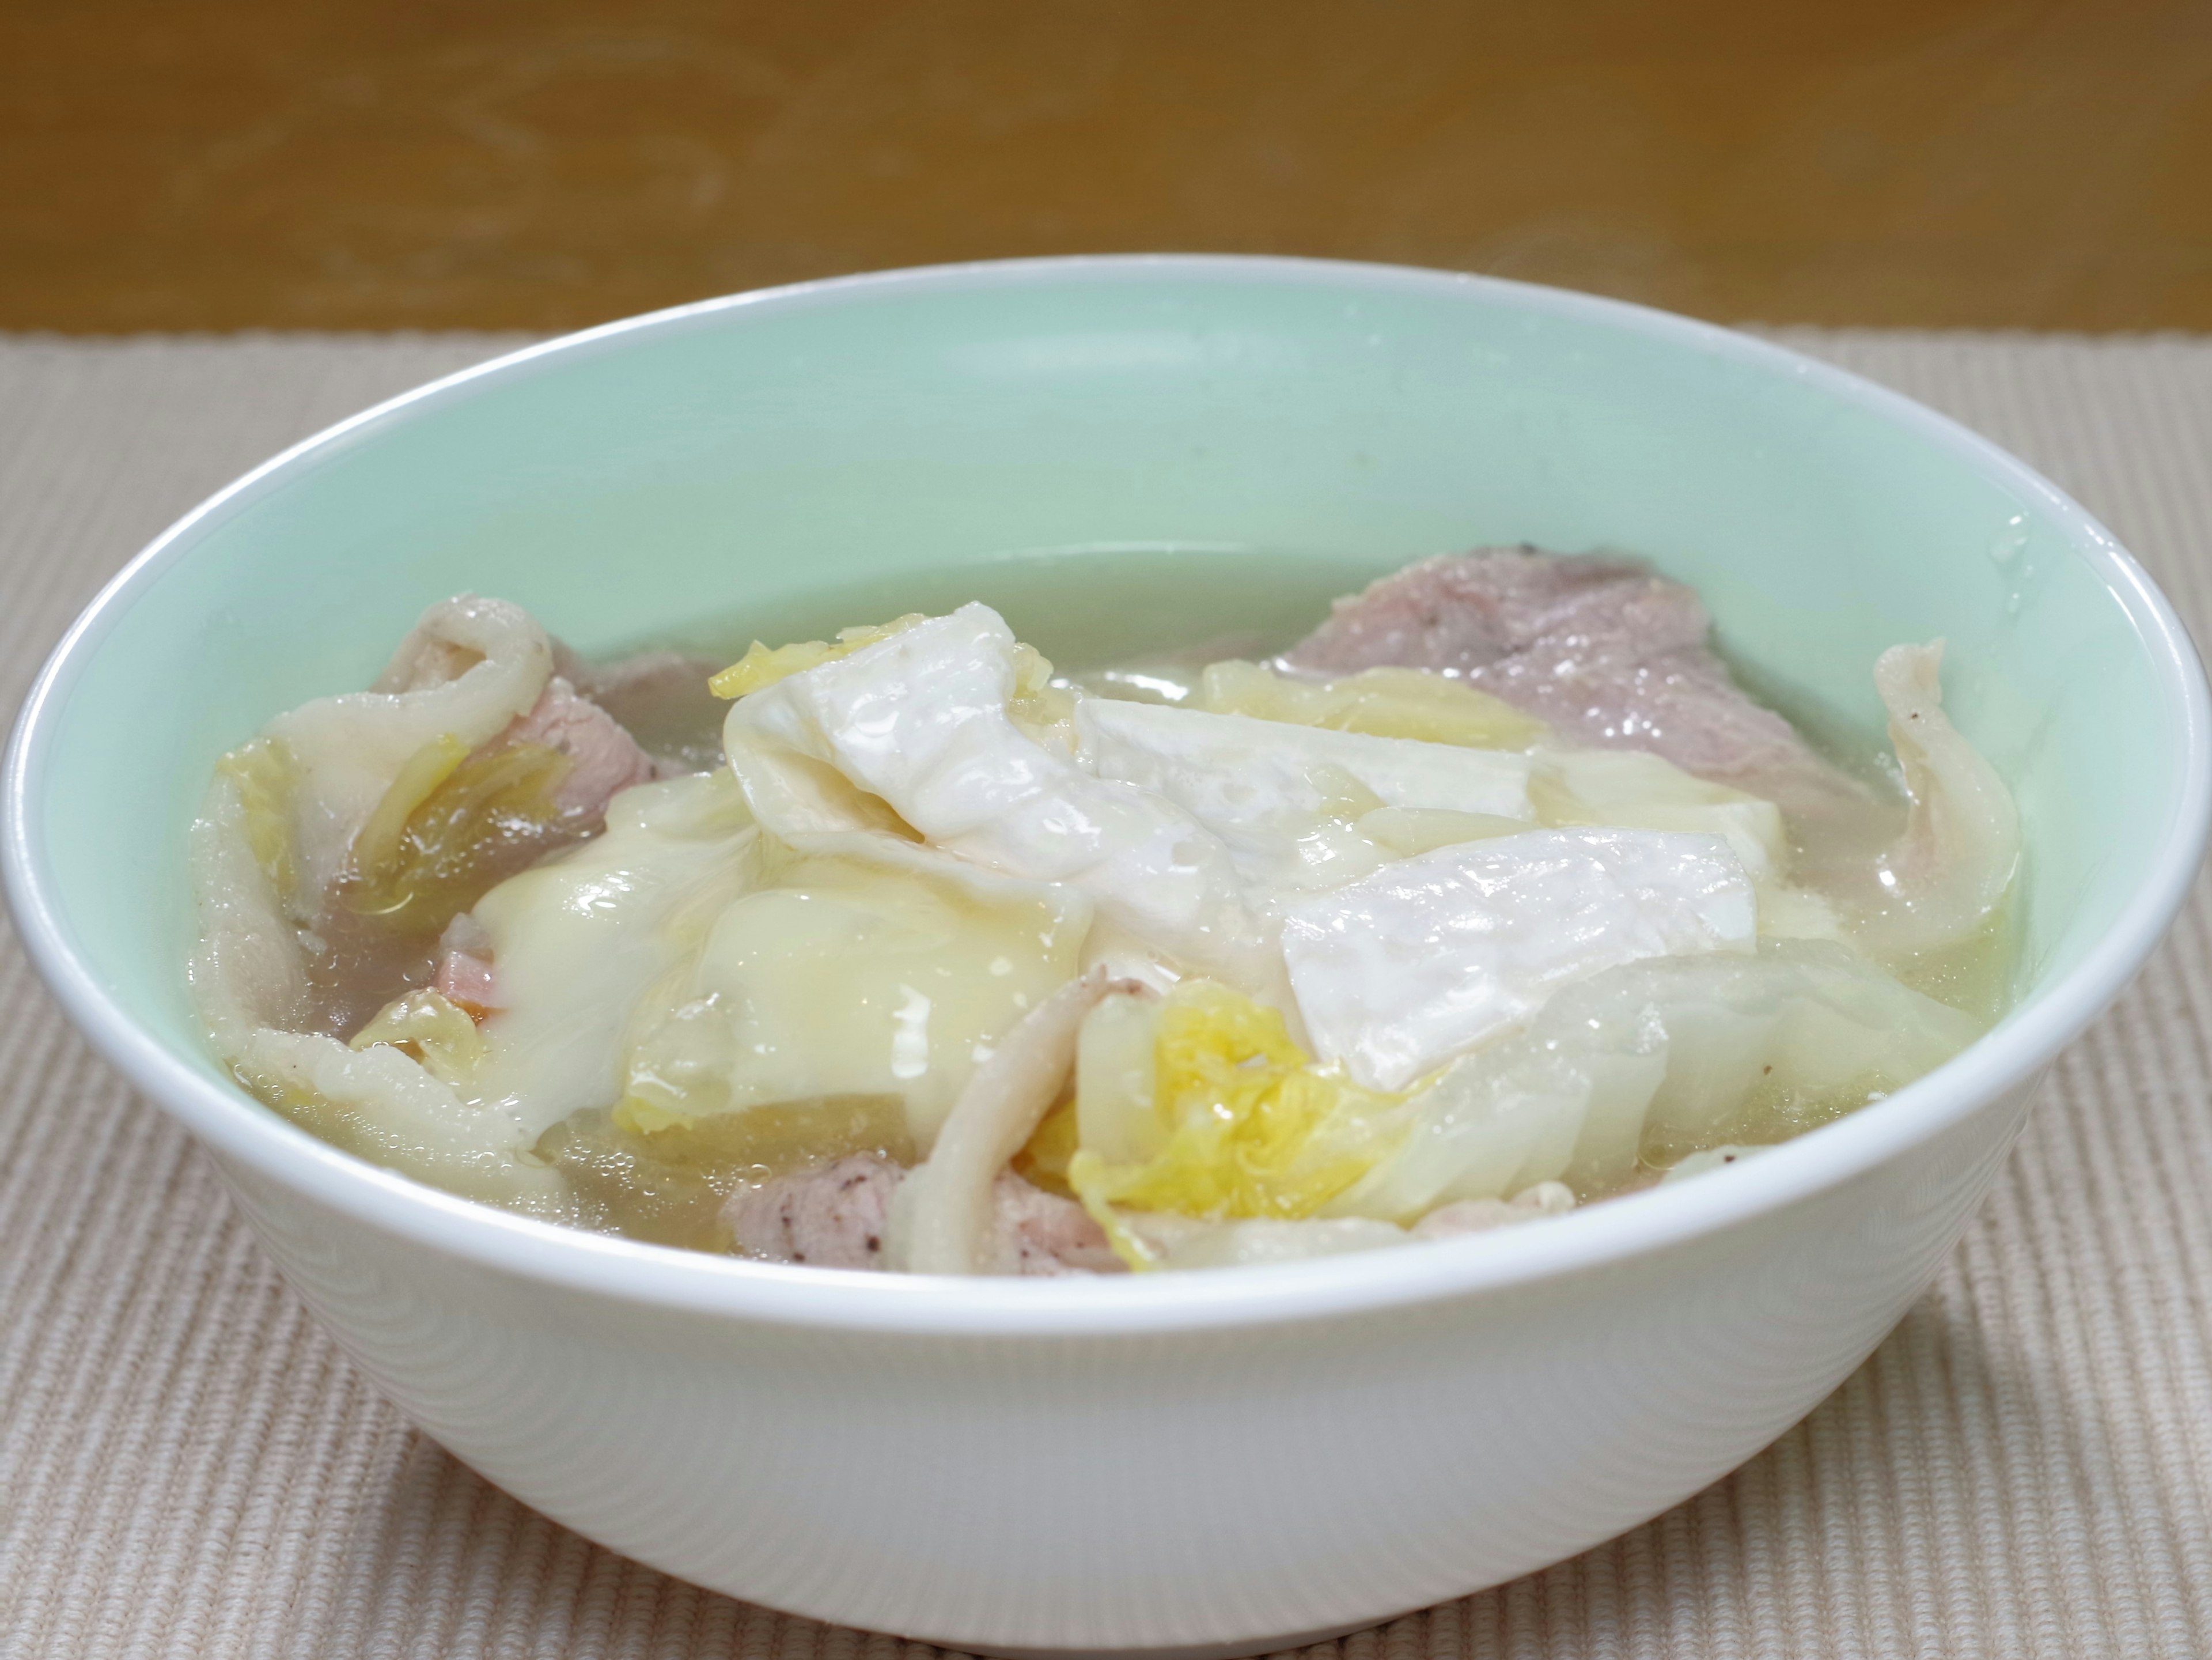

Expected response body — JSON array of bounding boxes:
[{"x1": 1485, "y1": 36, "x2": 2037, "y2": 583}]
[{"x1": 187, "y1": 548, "x2": 2016, "y2": 1275}]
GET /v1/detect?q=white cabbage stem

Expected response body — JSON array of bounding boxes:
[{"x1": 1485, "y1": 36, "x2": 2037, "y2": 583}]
[
  {"x1": 1861, "y1": 640, "x2": 2021, "y2": 955},
  {"x1": 888, "y1": 971, "x2": 1146, "y2": 1276}
]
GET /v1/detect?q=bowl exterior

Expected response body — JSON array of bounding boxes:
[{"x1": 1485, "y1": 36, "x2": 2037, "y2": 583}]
[{"x1": 210, "y1": 1070, "x2": 2040, "y2": 1653}]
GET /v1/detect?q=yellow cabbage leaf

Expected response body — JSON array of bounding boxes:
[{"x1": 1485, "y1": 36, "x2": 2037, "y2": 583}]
[
  {"x1": 1067, "y1": 980, "x2": 1411, "y2": 1268},
  {"x1": 707, "y1": 614, "x2": 930, "y2": 699},
  {"x1": 1194, "y1": 660, "x2": 1547, "y2": 750},
  {"x1": 350, "y1": 988, "x2": 488, "y2": 1086},
  {"x1": 1006, "y1": 640, "x2": 1078, "y2": 748}
]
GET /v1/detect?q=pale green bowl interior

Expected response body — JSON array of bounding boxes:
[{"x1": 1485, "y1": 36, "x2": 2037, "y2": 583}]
[{"x1": 33, "y1": 264, "x2": 2173, "y2": 1080}]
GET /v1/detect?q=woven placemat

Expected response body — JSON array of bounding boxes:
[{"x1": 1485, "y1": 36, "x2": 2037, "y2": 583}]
[{"x1": 3, "y1": 328, "x2": 2210, "y2": 1659}]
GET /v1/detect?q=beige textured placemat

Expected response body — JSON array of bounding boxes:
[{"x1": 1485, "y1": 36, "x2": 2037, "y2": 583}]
[{"x1": 5, "y1": 328, "x2": 2212, "y2": 1659}]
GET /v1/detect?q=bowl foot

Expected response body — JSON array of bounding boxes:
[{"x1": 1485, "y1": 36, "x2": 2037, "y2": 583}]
[{"x1": 961, "y1": 1613, "x2": 1394, "y2": 1660}]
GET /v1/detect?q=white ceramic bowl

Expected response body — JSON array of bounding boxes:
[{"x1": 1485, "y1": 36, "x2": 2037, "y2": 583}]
[{"x1": 6, "y1": 257, "x2": 2207, "y2": 1658}]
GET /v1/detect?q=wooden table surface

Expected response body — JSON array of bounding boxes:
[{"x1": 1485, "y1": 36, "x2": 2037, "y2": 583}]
[{"x1": 3, "y1": 0, "x2": 2209, "y2": 334}]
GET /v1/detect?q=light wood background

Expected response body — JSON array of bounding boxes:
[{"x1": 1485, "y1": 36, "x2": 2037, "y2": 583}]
[{"x1": 3, "y1": 0, "x2": 2208, "y2": 333}]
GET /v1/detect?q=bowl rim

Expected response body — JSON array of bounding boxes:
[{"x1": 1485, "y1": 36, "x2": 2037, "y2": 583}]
[{"x1": 6, "y1": 252, "x2": 2207, "y2": 1338}]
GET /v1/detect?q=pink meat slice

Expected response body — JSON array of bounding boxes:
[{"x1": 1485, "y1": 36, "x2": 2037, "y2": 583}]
[
  {"x1": 726, "y1": 1155, "x2": 1123, "y2": 1275},
  {"x1": 433, "y1": 949, "x2": 498, "y2": 1013},
  {"x1": 990, "y1": 1174, "x2": 1124, "y2": 1276},
  {"x1": 727, "y1": 1155, "x2": 901, "y2": 1269},
  {"x1": 552, "y1": 644, "x2": 728, "y2": 774},
  {"x1": 1285, "y1": 549, "x2": 1883, "y2": 826},
  {"x1": 499, "y1": 677, "x2": 660, "y2": 820}
]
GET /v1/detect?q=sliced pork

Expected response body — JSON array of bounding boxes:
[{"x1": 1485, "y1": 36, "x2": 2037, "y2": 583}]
[
  {"x1": 728, "y1": 1155, "x2": 1121, "y2": 1275},
  {"x1": 988, "y1": 1175, "x2": 1124, "y2": 1275},
  {"x1": 431, "y1": 914, "x2": 499, "y2": 1016},
  {"x1": 726, "y1": 1154, "x2": 902, "y2": 1269},
  {"x1": 1284, "y1": 549, "x2": 1885, "y2": 828},
  {"x1": 554, "y1": 644, "x2": 729, "y2": 773},
  {"x1": 501, "y1": 678, "x2": 660, "y2": 822}
]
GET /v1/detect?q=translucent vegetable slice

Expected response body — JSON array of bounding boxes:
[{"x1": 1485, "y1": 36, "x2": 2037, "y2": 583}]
[
  {"x1": 343, "y1": 738, "x2": 575, "y2": 937},
  {"x1": 1330, "y1": 937, "x2": 1984, "y2": 1223},
  {"x1": 1857, "y1": 641, "x2": 2022, "y2": 957},
  {"x1": 615, "y1": 830, "x2": 1093, "y2": 1149},
  {"x1": 1195, "y1": 659, "x2": 1547, "y2": 750},
  {"x1": 349, "y1": 988, "x2": 488, "y2": 1087}
]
